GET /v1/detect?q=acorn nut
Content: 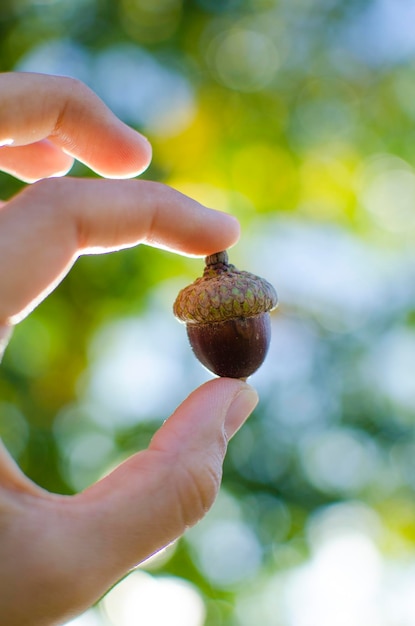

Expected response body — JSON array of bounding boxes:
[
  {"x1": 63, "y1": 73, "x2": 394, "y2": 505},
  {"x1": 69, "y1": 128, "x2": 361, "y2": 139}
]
[{"x1": 173, "y1": 250, "x2": 278, "y2": 379}]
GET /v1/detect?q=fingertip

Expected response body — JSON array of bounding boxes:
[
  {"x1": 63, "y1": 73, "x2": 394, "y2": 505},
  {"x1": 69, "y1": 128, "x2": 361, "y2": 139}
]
[
  {"x1": 185, "y1": 376, "x2": 258, "y2": 432},
  {"x1": 171, "y1": 203, "x2": 240, "y2": 257},
  {"x1": 201, "y1": 210, "x2": 241, "y2": 257},
  {"x1": 104, "y1": 128, "x2": 153, "y2": 178},
  {"x1": 224, "y1": 383, "x2": 258, "y2": 439},
  {"x1": 149, "y1": 377, "x2": 254, "y2": 455},
  {"x1": 71, "y1": 123, "x2": 153, "y2": 179},
  {"x1": 138, "y1": 133, "x2": 153, "y2": 164},
  {"x1": 193, "y1": 377, "x2": 258, "y2": 440},
  {"x1": 218, "y1": 211, "x2": 241, "y2": 249}
]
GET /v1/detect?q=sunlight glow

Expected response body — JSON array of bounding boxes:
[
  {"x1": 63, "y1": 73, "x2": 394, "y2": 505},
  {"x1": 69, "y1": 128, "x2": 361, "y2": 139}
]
[
  {"x1": 287, "y1": 532, "x2": 382, "y2": 626},
  {"x1": 65, "y1": 609, "x2": 103, "y2": 626},
  {"x1": 103, "y1": 571, "x2": 205, "y2": 626},
  {"x1": 234, "y1": 502, "x2": 415, "y2": 626}
]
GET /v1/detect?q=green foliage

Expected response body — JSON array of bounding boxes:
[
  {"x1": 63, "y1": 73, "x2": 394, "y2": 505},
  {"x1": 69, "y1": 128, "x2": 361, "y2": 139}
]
[{"x1": 2, "y1": 0, "x2": 415, "y2": 623}]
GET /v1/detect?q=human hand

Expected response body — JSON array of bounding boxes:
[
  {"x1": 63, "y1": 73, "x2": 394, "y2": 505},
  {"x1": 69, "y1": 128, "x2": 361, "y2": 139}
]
[{"x1": 0, "y1": 73, "x2": 258, "y2": 625}]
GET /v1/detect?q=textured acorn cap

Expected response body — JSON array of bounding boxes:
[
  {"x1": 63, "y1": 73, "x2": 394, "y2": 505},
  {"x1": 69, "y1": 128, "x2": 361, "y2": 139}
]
[{"x1": 173, "y1": 251, "x2": 278, "y2": 325}]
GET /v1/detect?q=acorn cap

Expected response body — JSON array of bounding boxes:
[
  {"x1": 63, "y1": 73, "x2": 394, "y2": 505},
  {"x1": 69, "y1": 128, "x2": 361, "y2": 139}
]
[{"x1": 173, "y1": 251, "x2": 278, "y2": 325}]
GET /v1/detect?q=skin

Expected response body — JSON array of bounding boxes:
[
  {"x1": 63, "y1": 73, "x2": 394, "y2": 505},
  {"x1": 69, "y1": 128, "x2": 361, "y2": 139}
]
[{"x1": 0, "y1": 73, "x2": 258, "y2": 625}]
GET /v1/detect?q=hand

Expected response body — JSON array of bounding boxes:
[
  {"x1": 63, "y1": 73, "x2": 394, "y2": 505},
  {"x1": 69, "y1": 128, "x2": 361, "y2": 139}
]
[{"x1": 0, "y1": 73, "x2": 259, "y2": 625}]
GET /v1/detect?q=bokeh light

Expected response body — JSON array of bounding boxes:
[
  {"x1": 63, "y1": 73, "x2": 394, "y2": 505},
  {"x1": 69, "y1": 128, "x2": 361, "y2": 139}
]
[
  {"x1": 206, "y1": 26, "x2": 279, "y2": 92},
  {"x1": 184, "y1": 488, "x2": 263, "y2": 588},
  {"x1": 119, "y1": 0, "x2": 183, "y2": 45}
]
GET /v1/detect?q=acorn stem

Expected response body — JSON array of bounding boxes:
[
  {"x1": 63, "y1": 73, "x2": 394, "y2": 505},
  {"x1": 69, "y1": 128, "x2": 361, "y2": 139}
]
[{"x1": 205, "y1": 250, "x2": 229, "y2": 268}]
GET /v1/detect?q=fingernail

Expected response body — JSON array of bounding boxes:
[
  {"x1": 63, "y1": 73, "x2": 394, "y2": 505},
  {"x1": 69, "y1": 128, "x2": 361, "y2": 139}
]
[{"x1": 225, "y1": 387, "x2": 259, "y2": 439}]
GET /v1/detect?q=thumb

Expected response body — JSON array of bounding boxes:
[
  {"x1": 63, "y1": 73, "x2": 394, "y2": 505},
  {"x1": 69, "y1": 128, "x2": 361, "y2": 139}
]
[
  {"x1": 0, "y1": 380, "x2": 257, "y2": 626},
  {"x1": 73, "y1": 378, "x2": 258, "y2": 582}
]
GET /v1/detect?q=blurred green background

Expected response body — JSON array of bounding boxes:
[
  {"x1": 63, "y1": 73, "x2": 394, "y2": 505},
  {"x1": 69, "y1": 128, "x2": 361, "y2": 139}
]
[{"x1": 3, "y1": 0, "x2": 415, "y2": 624}]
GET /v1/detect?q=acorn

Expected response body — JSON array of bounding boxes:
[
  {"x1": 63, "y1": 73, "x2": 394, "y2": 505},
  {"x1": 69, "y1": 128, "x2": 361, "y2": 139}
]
[{"x1": 173, "y1": 250, "x2": 278, "y2": 379}]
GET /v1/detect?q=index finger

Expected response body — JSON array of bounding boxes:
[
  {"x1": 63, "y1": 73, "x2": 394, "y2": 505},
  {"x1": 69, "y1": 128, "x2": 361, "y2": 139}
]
[
  {"x1": 0, "y1": 178, "x2": 240, "y2": 324},
  {"x1": 0, "y1": 72, "x2": 152, "y2": 178}
]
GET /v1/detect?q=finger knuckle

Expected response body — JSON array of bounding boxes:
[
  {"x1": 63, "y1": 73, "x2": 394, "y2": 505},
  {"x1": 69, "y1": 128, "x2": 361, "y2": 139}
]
[
  {"x1": 59, "y1": 75, "x2": 90, "y2": 99},
  {"x1": 176, "y1": 449, "x2": 224, "y2": 528}
]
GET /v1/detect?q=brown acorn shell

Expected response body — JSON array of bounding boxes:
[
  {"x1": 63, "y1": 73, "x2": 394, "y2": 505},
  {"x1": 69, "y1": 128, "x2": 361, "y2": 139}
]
[{"x1": 186, "y1": 313, "x2": 271, "y2": 379}]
